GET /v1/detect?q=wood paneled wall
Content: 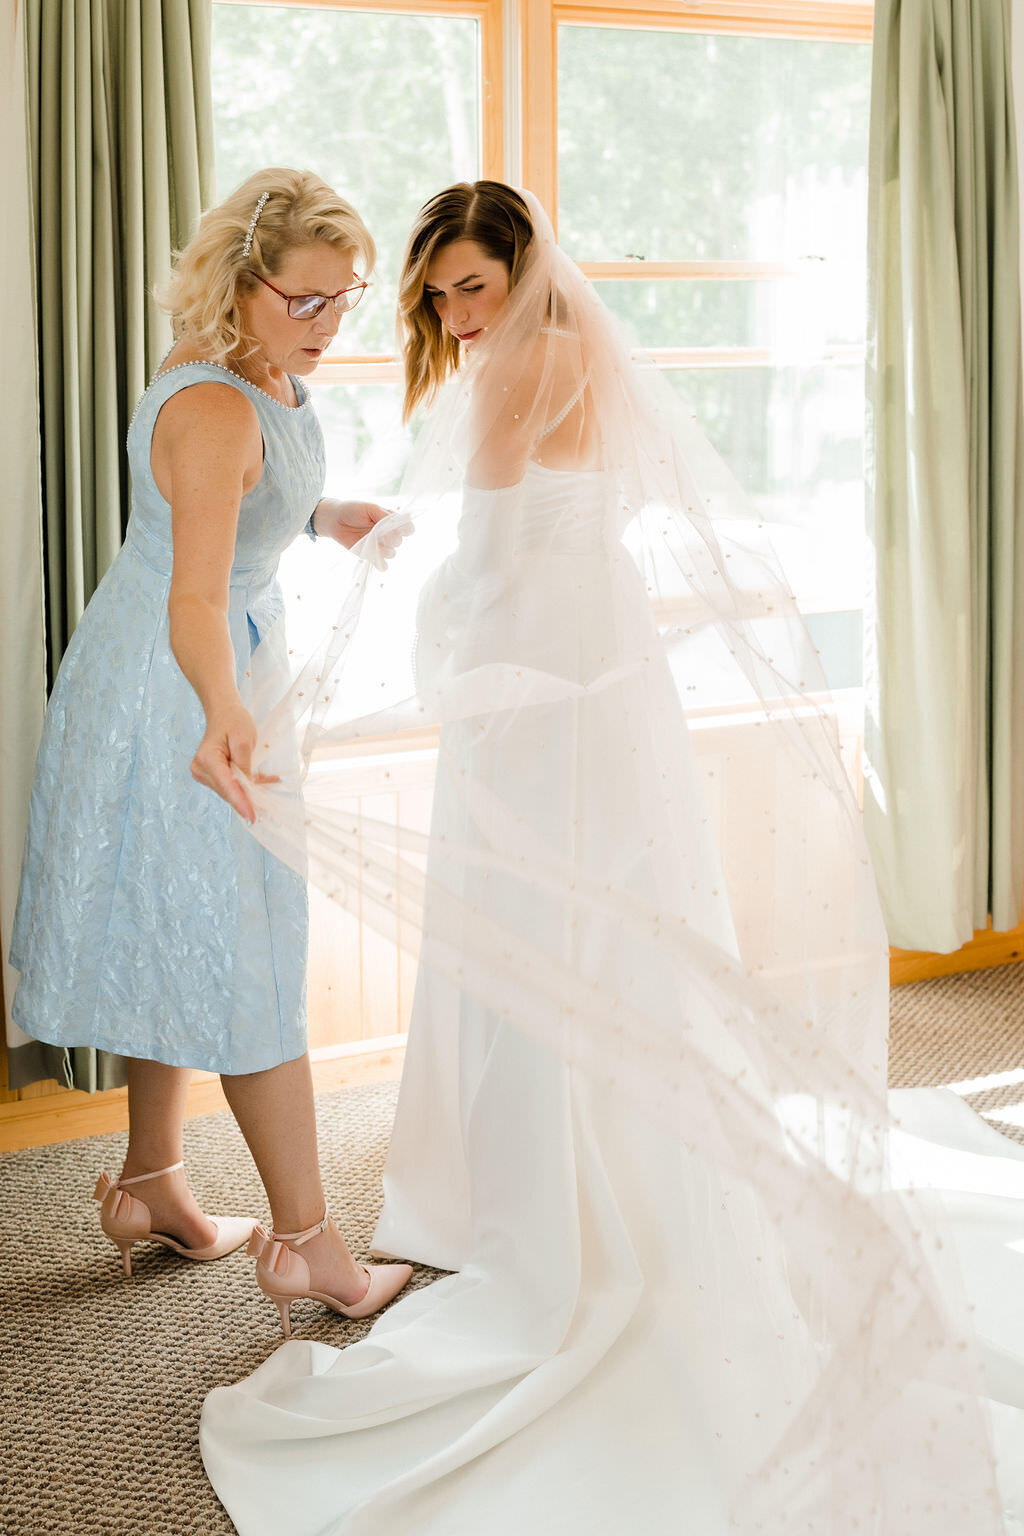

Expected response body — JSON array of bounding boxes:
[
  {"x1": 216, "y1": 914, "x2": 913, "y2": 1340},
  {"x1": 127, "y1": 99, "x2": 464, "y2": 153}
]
[{"x1": 5, "y1": 710, "x2": 1024, "y2": 1150}]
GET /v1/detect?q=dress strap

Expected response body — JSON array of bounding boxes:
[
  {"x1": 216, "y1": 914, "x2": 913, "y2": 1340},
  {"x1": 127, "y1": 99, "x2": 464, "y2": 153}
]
[
  {"x1": 539, "y1": 369, "x2": 592, "y2": 441},
  {"x1": 268, "y1": 1206, "x2": 330, "y2": 1247}
]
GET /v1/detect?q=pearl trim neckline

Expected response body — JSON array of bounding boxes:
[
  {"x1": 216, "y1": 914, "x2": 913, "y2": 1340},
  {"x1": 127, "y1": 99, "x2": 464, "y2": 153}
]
[{"x1": 129, "y1": 354, "x2": 310, "y2": 431}]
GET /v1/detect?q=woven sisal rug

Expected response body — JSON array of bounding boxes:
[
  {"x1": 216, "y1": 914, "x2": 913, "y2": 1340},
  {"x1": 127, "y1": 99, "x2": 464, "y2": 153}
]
[{"x1": 2, "y1": 965, "x2": 1024, "y2": 1535}]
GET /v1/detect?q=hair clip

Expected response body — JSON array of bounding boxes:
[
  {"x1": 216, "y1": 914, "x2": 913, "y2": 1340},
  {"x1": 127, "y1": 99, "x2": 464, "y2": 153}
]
[{"x1": 242, "y1": 192, "x2": 270, "y2": 259}]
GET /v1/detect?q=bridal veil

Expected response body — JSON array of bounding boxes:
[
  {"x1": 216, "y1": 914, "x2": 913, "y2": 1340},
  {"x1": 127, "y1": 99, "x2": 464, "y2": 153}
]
[{"x1": 204, "y1": 191, "x2": 1022, "y2": 1531}]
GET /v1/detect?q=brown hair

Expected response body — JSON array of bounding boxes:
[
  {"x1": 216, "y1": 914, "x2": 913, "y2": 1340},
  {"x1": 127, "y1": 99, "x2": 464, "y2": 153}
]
[
  {"x1": 398, "y1": 181, "x2": 534, "y2": 420},
  {"x1": 157, "y1": 167, "x2": 375, "y2": 366}
]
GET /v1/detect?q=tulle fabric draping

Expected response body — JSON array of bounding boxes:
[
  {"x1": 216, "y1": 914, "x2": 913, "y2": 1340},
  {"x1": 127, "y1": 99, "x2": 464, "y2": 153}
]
[{"x1": 231, "y1": 195, "x2": 1010, "y2": 1528}]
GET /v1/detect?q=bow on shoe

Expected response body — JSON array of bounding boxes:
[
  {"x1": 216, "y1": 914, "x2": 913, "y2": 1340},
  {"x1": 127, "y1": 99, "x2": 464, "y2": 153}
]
[
  {"x1": 92, "y1": 1171, "x2": 147, "y2": 1231},
  {"x1": 247, "y1": 1224, "x2": 304, "y2": 1283},
  {"x1": 248, "y1": 1222, "x2": 271, "y2": 1260}
]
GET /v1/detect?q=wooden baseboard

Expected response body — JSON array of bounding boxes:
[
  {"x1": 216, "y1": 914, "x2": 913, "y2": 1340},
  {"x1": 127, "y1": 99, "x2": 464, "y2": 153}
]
[
  {"x1": 0, "y1": 1039, "x2": 406, "y2": 1154},
  {"x1": 890, "y1": 920, "x2": 1024, "y2": 986}
]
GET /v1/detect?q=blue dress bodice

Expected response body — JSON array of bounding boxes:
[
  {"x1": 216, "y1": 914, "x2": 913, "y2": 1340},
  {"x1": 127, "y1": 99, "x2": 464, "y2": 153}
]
[{"x1": 125, "y1": 360, "x2": 325, "y2": 639}]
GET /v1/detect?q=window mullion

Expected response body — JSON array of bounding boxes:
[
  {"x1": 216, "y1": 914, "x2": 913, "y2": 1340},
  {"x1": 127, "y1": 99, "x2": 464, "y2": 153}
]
[
  {"x1": 550, "y1": 1, "x2": 872, "y2": 43},
  {"x1": 521, "y1": 0, "x2": 558, "y2": 223},
  {"x1": 582, "y1": 260, "x2": 798, "y2": 281}
]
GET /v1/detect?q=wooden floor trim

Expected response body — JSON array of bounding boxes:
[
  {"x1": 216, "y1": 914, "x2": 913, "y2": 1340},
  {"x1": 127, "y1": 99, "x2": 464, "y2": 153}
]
[
  {"x1": 890, "y1": 921, "x2": 1024, "y2": 986},
  {"x1": 0, "y1": 1040, "x2": 406, "y2": 1154}
]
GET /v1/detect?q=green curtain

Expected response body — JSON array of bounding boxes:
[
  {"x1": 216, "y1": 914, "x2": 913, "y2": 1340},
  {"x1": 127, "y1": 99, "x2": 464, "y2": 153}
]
[
  {"x1": 863, "y1": 0, "x2": 1024, "y2": 954},
  {"x1": 1, "y1": 2, "x2": 49, "y2": 1092},
  {"x1": 5, "y1": 0, "x2": 214, "y2": 1092}
]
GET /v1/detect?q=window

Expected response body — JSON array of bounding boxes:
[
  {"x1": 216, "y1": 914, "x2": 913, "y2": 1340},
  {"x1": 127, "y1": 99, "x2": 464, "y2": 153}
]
[
  {"x1": 213, "y1": 0, "x2": 503, "y2": 494},
  {"x1": 213, "y1": 0, "x2": 872, "y2": 686},
  {"x1": 551, "y1": 12, "x2": 872, "y2": 690},
  {"x1": 211, "y1": 0, "x2": 874, "y2": 1040}
]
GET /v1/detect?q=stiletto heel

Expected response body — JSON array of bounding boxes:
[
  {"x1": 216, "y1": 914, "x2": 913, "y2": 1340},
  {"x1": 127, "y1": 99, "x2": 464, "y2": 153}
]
[
  {"x1": 248, "y1": 1208, "x2": 412, "y2": 1338},
  {"x1": 94, "y1": 1162, "x2": 256, "y2": 1275},
  {"x1": 113, "y1": 1237, "x2": 137, "y2": 1278}
]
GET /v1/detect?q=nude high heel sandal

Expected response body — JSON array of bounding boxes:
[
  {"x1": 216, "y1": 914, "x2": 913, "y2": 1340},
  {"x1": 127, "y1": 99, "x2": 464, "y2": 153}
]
[
  {"x1": 93, "y1": 1161, "x2": 256, "y2": 1277},
  {"x1": 248, "y1": 1208, "x2": 413, "y2": 1338}
]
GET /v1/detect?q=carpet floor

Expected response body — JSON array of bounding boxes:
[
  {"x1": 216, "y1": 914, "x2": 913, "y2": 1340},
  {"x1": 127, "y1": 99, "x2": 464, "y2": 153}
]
[{"x1": 2, "y1": 965, "x2": 1024, "y2": 1535}]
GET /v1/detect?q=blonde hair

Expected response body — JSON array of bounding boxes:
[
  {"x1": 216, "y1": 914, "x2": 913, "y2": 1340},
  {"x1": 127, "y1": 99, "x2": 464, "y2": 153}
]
[
  {"x1": 399, "y1": 181, "x2": 534, "y2": 421},
  {"x1": 157, "y1": 168, "x2": 375, "y2": 365}
]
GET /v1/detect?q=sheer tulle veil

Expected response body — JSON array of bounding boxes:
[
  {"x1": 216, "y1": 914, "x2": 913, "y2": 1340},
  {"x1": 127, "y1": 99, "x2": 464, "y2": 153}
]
[{"x1": 239, "y1": 191, "x2": 1005, "y2": 1528}]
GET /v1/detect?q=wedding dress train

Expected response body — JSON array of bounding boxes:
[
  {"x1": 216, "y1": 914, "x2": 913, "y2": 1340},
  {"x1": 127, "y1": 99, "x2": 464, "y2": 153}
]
[
  {"x1": 202, "y1": 188, "x2": 1024, "y2": 1531},
  {"x1": 201, "y1": 466, "x2": 1024, "y2": 1535}
]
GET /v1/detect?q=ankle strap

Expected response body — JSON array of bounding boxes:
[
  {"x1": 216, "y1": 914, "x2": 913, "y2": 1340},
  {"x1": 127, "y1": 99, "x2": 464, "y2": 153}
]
[
  {"x1": 117, "y1": 1161, "x2": 185, "y2": 1187},
  {"x1": 269, "y1": 1206, "x2": 329, "y2": 1248}
]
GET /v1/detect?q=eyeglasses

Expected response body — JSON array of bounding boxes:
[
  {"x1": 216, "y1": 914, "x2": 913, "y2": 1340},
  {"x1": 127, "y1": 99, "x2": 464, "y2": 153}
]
[{"x1": 251, "y1": 271, "x2": 369, "y2": 319}]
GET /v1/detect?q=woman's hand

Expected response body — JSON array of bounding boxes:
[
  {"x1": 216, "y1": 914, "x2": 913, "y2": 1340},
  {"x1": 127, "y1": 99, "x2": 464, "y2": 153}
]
[
  {"x1": 314, "y1": 499, "x2": 413, "y2": 568},
  {"x1": 190, "y1": 702, "x2": 277, "y2": 824}
]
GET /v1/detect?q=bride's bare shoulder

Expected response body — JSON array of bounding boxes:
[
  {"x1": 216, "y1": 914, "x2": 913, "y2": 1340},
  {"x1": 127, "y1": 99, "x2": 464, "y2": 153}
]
[{"x1": 495, "y1": 325, "x2": 587, "y2": 396}]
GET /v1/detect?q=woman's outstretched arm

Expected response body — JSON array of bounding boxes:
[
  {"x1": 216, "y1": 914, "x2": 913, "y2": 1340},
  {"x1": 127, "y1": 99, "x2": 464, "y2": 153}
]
[{"x1": 161, "y1": 381, "x2": 265, "y2": 822}]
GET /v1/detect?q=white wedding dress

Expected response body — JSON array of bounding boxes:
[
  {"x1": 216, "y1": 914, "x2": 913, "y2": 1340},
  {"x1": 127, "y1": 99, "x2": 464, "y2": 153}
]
[{"x1": 201, "y1": 463, "x2": 1024, "y2": 1535}]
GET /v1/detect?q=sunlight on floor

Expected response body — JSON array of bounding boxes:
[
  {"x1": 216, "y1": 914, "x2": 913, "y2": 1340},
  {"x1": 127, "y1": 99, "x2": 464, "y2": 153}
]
[{"x1": 948, "y1": 1068, "x2": 1024, "y2": 1096}]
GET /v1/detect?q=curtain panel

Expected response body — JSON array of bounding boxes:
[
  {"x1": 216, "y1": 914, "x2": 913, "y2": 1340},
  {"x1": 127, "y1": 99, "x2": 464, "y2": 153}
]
[
  {"x1": 1, "y1": 3, "x2": 48, "y2": 1085},
  {"x1": 864, "y1": 0, "x2": 1024, "y2": 953},
  {"x1": 5, "y1": 0, "x2": 214, "y2": 1090}
]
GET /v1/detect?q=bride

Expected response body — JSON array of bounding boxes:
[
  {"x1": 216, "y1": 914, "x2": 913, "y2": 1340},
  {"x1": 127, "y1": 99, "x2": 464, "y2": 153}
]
[{"x1": 200, "y1": 183, "x2": 1024, "y2": 1534}]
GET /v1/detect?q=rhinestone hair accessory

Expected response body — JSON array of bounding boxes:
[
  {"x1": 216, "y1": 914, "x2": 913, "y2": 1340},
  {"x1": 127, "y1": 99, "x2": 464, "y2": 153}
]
[{"x1": 241, "y1": 192, "x2": 270, "y2": 259}]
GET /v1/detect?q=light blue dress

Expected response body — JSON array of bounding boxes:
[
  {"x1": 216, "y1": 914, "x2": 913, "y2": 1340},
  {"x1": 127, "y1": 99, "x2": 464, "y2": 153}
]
[{"x1": 10, "y1": 362, "x2": 325, "y2": 1075}]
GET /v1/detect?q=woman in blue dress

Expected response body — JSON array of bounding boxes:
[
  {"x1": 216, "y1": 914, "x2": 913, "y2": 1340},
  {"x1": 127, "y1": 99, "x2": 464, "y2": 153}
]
[{"x1": 10, "y1": 169, "x2": 411, "y2": 1323}]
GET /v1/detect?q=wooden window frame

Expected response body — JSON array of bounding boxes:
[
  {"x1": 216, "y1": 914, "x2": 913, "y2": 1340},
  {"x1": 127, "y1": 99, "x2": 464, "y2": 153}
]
[
  {"x1": 217, "y1": 0, "x2": 504, "y2": 387},
  {"x1": 217, "y1": 0, "x2": 504, "y2": 179},
  {"x1": 524, "y1": 0, "x2": 873, "y2": 379},
  {"x1": 237, "y1": 0, "x2": 874, "y2": 382},
  {"x1": 523, "y1": 0, "x2": 873, "y2": 224}
]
